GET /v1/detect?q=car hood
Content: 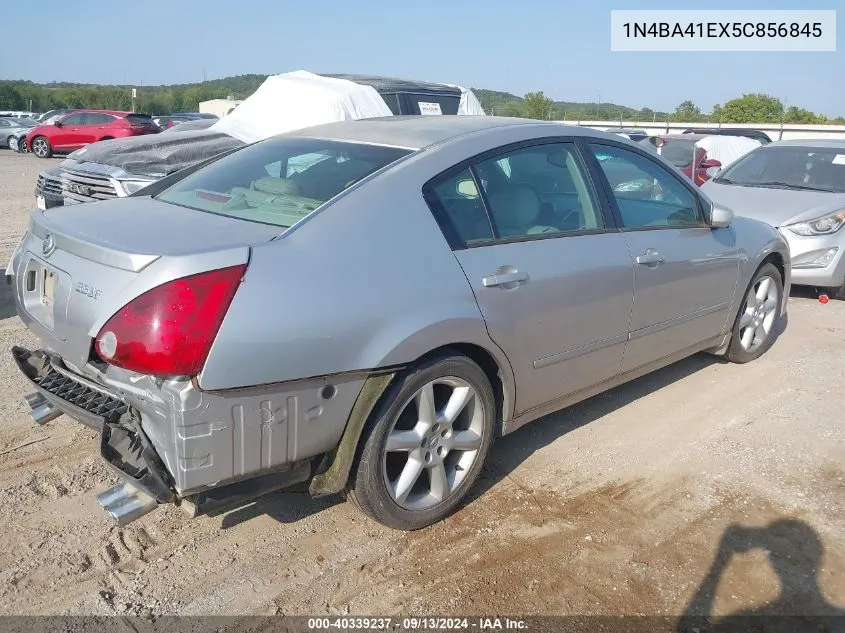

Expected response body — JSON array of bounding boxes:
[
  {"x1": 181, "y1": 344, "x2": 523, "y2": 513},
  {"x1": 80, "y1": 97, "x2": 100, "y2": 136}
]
[
  {"x1": 62, "y1": 129, "x2": 245, "y2": 179},
  {"x1": 701, "y1": 180, "x2": 845, "y2": 227}
]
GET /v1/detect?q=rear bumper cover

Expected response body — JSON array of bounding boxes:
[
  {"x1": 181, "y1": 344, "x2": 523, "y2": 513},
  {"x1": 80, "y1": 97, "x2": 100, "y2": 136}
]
[
  {"x1": 11, "y1": 346, "x2": 367, "y2": 497},
  {"x1": 13, "y1": 346, "x2": 173, "y2": 502}
]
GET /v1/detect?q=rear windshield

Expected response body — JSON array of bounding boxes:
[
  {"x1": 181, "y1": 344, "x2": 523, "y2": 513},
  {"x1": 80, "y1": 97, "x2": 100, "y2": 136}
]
[
  {"x1": 660, "y1": 140, "x2": 698, "y2": 168},
  {"x1": 718, "y1": 146, "x2": 845, "y2": 193},
  {"x1": 156, "y1": 137, "x2": 411, "y2": 226},
  {"x1": 127, "y1": 114, "x2": 154, "y2": 124}
]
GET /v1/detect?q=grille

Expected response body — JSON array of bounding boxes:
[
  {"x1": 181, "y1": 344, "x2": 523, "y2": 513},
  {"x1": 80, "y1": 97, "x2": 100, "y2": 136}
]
[
  {"x1": 35, "y1": 369, "x2": 128, "y2": 421},
  {"x1": 61, "y1": 168, "x2": 118, "y2": 204},
  {"x1": 36, "y1": 173, "x2": 63, "y2": 197}
]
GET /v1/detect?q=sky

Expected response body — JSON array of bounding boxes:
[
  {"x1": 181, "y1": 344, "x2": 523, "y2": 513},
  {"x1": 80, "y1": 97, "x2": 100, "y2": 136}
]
[{"x1": 2, "y1": 0, "x2": 843, "y2": 116}]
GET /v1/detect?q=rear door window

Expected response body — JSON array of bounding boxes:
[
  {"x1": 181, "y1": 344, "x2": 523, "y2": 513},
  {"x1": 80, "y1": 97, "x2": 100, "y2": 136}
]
[{"x1": 82, "y1": 113, "x2": 117, "y2": 125}]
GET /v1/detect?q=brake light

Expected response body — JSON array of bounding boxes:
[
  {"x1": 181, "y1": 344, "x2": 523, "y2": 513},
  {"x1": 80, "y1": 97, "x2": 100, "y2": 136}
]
[{"x1": 94, "y1": 265, "x2": 247, "y2": 376}]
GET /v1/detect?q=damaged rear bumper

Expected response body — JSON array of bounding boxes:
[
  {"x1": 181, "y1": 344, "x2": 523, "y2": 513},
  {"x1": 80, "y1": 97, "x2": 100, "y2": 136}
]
[
  {"x1": 11, "y1": 345, "x2": 390, "y2": 524},
  {"x1": 13, "y1": 346, "x2": 174, "y2": 508}
]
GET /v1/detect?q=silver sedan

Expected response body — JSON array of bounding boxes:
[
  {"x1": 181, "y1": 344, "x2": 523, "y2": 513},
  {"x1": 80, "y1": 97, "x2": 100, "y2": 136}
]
[
  {"x1": 701, "y1": 139, "x2": 845, "y2": 299},
  {"x1": 9, "y1": 116, "x2": 790, "y2": 530},
  {"x1": 0, "y1": 117, "x2": 37, "y2": 148}
]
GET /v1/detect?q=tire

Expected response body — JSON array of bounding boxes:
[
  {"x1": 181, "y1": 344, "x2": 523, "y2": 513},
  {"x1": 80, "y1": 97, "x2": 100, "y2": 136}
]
[
  {"x1": 725, "y1": 263, "x2": 784, "y2": 364},
  {"x1": 826, "y1": 281, "x2": 845, "y2": 301},
  {"x1": 6, "y1": 136, "x2": 13, "y2": 149},
  {"x1": 348, "y1": 353, "x2": 496, "y2": 530},
  {"x1": 31, "y1": 136, "x2": 52, "y2": 158}
]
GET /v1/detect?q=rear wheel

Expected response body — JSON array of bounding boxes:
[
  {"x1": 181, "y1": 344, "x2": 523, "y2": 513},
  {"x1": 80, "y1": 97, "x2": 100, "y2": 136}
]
[
  {"x1": 31, "y1": 136, "x2": 52, "y2": 158},
  {"x1": 725, "y1": 263, "x2": 783, "y2": 363},
  {"x1": 6, "y1": 136, "x2": 14, "y2": 149},
  {"x1": 348, "y1": 353, "x2": 496, "y2": 530}
]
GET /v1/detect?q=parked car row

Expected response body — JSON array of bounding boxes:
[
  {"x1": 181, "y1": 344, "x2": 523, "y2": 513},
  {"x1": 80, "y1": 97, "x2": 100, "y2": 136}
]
[{"x1": 7, "y1": 114, "x2": 790, "y2": 532}]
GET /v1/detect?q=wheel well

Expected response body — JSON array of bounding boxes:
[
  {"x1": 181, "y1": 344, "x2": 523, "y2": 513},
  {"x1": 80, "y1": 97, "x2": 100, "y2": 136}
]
[
  {"x1": 762, "y1": 252, "x2": 785, "y2": 281},
  {"x1": 414, "y1": 343, "x2": 506, "y2": 435},
  {"x1": 100, "y1": 136, "x2": 113, "y2": 141}
]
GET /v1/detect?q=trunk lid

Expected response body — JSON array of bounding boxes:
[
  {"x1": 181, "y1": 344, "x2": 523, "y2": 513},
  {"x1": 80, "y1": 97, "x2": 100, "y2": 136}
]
[{"x1": 14, "y1": 197, "x2": 280, "y2": 372}]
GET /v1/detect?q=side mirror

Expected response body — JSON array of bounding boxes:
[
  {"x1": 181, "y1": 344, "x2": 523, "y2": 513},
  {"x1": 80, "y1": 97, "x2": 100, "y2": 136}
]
[
  {"x1": 54, "y1": 120, "x2": 63, "y2": 127},
  {"x1": 710, "y1": 203, "x2": 733, "y2": 228},
  {"x1": 700, "y1": 158, "x2": 721, "y2": 169}
]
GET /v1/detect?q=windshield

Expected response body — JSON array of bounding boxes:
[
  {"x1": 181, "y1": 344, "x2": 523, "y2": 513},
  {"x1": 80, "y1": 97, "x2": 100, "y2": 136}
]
[
  {"x1": 659, "y1": 140, "x2": 698, "y2": 168},
  {"x1": 718, "y1": 146, "x2": 845, "y2": 193},
  {"x1": 156, "y1": 137, "x2": 411, "y2": 227}
]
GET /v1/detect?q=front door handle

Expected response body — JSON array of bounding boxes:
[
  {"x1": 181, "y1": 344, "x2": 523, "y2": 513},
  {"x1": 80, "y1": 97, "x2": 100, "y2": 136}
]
[
  {"x1": 482, "y1": 271, "x2": 529, "y2": 288},
  {"x1": 636, "y1": 248, "x2": 665, "y2": 266}
]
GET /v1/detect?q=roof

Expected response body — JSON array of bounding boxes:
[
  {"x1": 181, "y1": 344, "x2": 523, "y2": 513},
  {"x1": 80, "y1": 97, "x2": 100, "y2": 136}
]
[
  {"x1": 320, "y1": 74, "x2": 462, "y2": 95},
  {"x1": 73, "y1": 109, "x2": 133, "y2": 116},
  {"x1": 284, "y1": 115, "x2": 578, "y2": 150},
  {"x1": 764, "y1": 139, "x2": 845, "y2": 149},
  {"x1": 659, "y1": 134, "x2": 707, "y2": 141}
]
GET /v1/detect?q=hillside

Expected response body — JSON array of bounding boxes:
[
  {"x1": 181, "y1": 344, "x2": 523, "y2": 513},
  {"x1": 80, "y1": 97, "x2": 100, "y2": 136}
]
[{"x1": 0, "y1": 75, "x2": 840, "y2": 124}]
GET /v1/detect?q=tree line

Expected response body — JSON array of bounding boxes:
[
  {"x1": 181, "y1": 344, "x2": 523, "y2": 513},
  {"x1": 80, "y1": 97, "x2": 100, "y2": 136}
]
[
  {"x1": 505, "y1": 91, "x2": 844, "y2": 124},
  {"x1": 0, "y1": 76, "x2": 841, "y2": 125}
]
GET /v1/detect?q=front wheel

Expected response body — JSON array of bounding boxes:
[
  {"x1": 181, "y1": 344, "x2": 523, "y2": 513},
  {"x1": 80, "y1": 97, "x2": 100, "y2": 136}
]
[
  {"x1": 725, "y1": 263, "x2": 783, "y2": 363},
  {"x1": 31, "y1": 136, "x2": 52, "y2": 158},
  {"x1": 349, "y1": 353, "x2": 496, "y2": 530},
  {"x1": 6, "y1": 136, "x2": 14, "y2": 149}
]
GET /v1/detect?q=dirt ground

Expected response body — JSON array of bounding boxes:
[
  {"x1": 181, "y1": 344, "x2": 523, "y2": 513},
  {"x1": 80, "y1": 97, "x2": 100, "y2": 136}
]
[{"x1": 0, "y1": 152, "x2": 842, "y2": 619}]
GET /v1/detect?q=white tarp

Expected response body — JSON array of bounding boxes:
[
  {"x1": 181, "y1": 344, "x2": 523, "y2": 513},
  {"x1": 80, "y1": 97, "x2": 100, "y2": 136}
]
[
  {"x1": 695, "y1": 135, "x2": 761, "y2": 168},
  {"x1": 456, "y1": 87, "x2": 486, "y2": 115},
  {"x1": 210, "y1": 70, "x2": 393, "y2": 144}
]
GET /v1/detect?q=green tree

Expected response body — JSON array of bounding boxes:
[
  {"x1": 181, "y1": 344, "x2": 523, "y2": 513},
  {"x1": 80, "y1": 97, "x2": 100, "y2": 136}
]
[
  {"x1": 672, "y1": 100, "x2": 701, "y2": 122},
  {"x1": 718, "y1": 93, "x2": 784, "y2": 123},
  {"x1": 523, "y1": 91, "x2": 552, "y2": 120},
  {"x1": 783, "y1": 105, "x2": 826, "y2": 124}
]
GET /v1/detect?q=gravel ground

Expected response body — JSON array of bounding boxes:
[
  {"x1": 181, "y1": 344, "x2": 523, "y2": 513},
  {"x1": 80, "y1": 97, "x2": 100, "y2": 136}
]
[{"x1": 0, "y1": 152, "x2": 842, "y2": 619}]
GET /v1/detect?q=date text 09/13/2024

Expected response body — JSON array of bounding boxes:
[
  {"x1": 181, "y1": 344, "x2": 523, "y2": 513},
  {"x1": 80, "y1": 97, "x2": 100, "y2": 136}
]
[{"x1": 307, "y1": 617, "x2": 528, "y2": 631}]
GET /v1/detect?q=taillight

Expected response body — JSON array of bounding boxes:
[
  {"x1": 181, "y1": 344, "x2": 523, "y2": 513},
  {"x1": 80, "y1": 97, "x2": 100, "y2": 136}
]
[{"x1": 94, "y1": 265, "x2": 247, "y2": 376}]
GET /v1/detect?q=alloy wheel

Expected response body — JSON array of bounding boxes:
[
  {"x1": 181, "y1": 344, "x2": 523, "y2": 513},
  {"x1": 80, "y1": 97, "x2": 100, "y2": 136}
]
[
  {"x1": 382, "y1": 376, "x2": 485, "y2": 511},
  {"x1": 738, "y1": 275, "x2": 779, "y2": 353},
  {"x1": 32, "y1": 138, "x2": 48, "y2": 157}
]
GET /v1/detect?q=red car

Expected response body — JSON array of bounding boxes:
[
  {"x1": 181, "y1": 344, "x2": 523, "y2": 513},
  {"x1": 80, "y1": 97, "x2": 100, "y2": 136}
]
[{"x1": 26, "y1": 110, "x2": 160, "y2": 158}]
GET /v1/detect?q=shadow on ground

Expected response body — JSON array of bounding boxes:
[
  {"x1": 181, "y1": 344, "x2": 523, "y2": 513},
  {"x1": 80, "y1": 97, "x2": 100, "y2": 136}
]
[
  {"x1": 0, "y1": 278, "x2": 17, "y2": 320},
  {"x1": 677, "y1": 519, "x2": 845, "y2": 631}
]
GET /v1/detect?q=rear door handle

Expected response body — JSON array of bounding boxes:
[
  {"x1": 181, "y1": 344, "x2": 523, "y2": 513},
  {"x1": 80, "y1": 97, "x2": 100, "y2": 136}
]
[
  {"x1": 635, "y1": 248, "x2": 665, "y2": 266},
  {"x1": 482, "y1": 271, "x2": 529, "y2": 288}
]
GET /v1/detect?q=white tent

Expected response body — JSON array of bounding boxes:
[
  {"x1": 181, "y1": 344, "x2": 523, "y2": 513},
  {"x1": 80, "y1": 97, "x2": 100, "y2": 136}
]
[
  {"x1": 211, "y1": 71, "x2": 393, "y2": 144},
  {"x1": 695, "y1": 135, "x2": 761, "y2": 168}
]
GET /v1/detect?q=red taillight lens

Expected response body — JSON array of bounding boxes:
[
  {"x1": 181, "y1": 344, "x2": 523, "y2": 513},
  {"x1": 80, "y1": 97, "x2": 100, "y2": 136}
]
[{"x1": 94, "y1": 265, "x2": 247, "y2": 376}]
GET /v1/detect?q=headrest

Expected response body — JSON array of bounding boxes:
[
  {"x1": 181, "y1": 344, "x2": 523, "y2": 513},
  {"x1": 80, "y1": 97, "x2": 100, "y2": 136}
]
[
  {"x1": 253, "y1": 177, "x2": 301, "y2": 196},
  {"x1": 487, "y1": 184, "x2": 541, "y2": 230}
]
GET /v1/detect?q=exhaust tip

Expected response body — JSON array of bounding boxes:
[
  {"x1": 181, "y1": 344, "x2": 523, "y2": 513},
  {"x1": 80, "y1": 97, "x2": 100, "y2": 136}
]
[
  {"x1": 30, "y1": 402, "x2": 62, "y2": 425},
  {"x1": 24, "y1": 392, "x2": 46, "y2": 409},
  {"x1": 97, "y1": 482, "x2": 158, "y2": 526}
]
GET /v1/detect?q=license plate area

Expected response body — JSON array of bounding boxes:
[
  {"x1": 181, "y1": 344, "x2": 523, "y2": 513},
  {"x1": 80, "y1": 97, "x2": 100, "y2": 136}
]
[
  {"x1": 36, "y1": 195, "x2": 46, "y2": 211},
  {"x1": 41, "y1": 268, "x2": 56, "y2": 321},
  {"x1": 20, "y1": 255, "x2": 68, "y2": 335}
]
